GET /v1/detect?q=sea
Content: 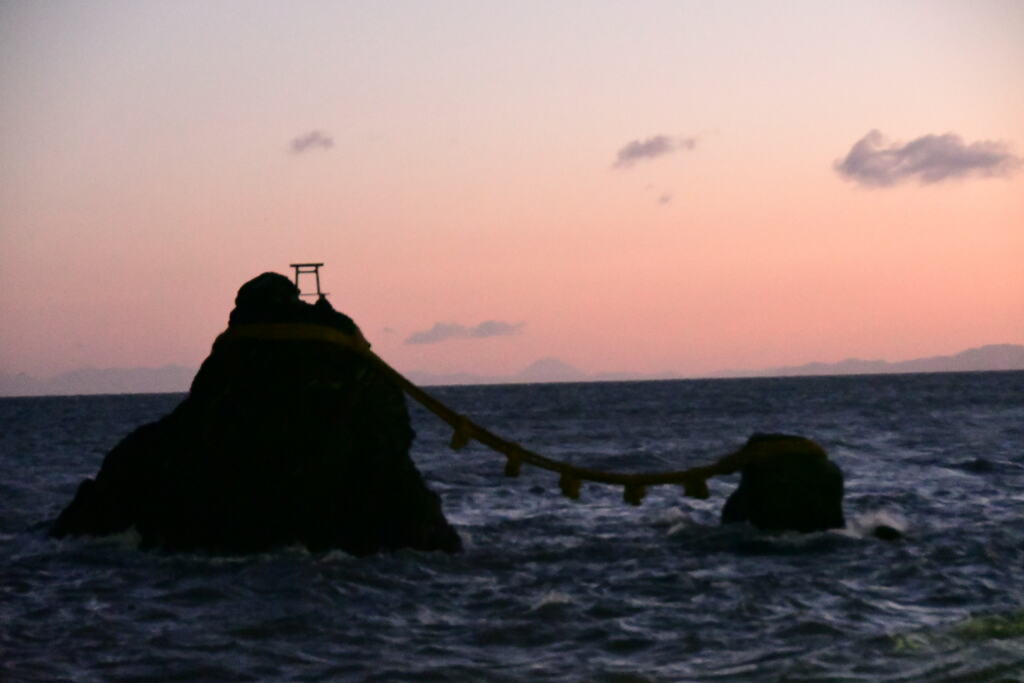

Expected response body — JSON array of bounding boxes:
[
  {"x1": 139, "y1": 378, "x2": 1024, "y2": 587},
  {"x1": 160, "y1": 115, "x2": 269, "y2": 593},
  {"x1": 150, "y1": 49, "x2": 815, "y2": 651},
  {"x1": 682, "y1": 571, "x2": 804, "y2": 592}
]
[{"x1": 2, "y1": 371, "x2": 1023, "y2": 682}]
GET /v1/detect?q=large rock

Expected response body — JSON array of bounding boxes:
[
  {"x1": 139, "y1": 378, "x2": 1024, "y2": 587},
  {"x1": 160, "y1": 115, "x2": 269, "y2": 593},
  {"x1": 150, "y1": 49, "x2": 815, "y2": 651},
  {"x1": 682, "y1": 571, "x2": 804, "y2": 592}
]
[
  {"x1": 51, "y1": 272, "x2": 462, "y2": 556},
  {"x1": 720, "y1": 433, "x2": 845, "y2": 533}
]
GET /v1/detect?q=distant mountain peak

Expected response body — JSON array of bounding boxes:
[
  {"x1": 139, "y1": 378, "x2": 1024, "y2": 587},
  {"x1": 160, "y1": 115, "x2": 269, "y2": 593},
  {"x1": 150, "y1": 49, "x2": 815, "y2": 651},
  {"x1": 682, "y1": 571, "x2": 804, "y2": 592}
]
[{"x1": 514, "y1": 357, "x2": 587, "y2": 382}]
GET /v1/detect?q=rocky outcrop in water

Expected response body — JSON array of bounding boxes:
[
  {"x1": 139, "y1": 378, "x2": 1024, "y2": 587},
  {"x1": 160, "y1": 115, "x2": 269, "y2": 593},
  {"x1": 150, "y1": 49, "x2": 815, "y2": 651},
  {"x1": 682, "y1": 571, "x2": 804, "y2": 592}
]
[
  {"x1": 50, "y1": 272, "x2": 462, "y2": 556},
  {"x1": 720, "y1": 434, "x2": 845, "y2": 533}
]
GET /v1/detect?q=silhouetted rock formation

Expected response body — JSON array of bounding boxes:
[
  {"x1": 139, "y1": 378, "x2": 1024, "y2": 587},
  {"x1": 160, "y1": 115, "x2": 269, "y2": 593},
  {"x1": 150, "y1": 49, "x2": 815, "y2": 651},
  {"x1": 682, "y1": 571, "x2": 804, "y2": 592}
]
[
  {"x1": 720, "y1": 434, "x2": 845, "y2": 533},
  {"x1": 51, "y1": 272, "x2": 462, "y2": 556}
]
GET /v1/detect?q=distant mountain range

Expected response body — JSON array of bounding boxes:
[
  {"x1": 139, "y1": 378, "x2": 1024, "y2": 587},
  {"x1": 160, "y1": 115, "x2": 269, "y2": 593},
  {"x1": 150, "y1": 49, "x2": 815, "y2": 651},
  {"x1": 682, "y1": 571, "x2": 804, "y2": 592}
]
[
  {"x1": 0, "y1": 365, "x2": 195, "y2": 397},
  {"x1": 1, "y1": 344, "x2": 1022, "y2": 396},
  {"x1": 411, "y1": 344, "x2": 1024, "y2": 385},
  {"x1": 715, "y1": 344, "x2": 1024, "y2": 378}
]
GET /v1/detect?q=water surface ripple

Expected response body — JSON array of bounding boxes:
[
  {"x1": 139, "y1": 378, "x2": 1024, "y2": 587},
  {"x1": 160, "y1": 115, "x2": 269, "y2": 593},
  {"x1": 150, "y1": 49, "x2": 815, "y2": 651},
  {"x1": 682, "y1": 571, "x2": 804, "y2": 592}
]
[{"x1": 2, "y1": 372, "x2": 1023, "y2": 680}]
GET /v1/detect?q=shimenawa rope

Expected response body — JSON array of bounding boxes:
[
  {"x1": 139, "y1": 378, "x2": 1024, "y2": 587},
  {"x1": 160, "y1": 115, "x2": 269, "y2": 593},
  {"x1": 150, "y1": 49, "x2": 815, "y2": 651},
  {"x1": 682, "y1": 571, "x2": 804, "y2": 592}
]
[{"x1": 218, "y1": 323, "x2": 824, "y2": 505}]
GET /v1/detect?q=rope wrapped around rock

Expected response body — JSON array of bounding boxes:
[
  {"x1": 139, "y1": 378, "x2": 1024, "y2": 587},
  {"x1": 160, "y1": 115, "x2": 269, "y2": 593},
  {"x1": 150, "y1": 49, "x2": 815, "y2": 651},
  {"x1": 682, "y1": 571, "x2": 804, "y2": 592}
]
[{"x1": 218, "y1": 323, "x2": 827, "y2": 505}]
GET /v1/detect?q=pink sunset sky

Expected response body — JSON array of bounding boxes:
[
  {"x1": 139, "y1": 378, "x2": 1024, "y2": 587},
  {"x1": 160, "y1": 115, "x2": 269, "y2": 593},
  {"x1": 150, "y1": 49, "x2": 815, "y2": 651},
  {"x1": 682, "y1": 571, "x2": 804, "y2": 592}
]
[{"x1": 2, "y1": 0, "x2": 1022, "y2": 381}]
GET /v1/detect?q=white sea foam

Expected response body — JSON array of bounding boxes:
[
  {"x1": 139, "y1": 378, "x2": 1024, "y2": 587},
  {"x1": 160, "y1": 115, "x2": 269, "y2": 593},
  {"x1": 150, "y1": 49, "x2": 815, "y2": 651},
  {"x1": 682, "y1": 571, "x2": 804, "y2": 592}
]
[
  {"x1": 650, "y1": 507, "x2": 689, "y2": 528},
  {"x1": 649, "y1": 506, "x2": 699, "y2": 536},
  {"x1": 529, "y1": 591, "x2": 574, "y2": 612},
  {"x1": 845, "y1": 509, "x2": 909, "y2": 539}
]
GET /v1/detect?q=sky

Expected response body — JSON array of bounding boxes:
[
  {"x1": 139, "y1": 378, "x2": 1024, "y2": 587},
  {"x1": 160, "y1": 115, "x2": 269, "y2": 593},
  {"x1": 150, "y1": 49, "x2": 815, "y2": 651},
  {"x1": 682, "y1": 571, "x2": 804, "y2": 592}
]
[{"x1": 2, "y1": 0, "x2": 1022, "y2": 381}]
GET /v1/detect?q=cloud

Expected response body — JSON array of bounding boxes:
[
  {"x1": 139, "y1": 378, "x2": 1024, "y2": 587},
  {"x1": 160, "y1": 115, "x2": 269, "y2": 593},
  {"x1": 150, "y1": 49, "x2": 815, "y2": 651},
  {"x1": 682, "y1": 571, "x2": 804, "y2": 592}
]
[
  {"x1": 613, "y1": 135, "x2": 696, "y2": 169},
  {"x1": 657, "y1": 192, "x2": 673, "y2": 205},
  {"x1": 290, "y1": 130, "x2": 334, "y2": 154},
  {"x1": 405, "y1": 320, "x2": 524, "y2": 345},
  {"x1": 834, "y1": 130, "x2": 1021, "y2": 187}
]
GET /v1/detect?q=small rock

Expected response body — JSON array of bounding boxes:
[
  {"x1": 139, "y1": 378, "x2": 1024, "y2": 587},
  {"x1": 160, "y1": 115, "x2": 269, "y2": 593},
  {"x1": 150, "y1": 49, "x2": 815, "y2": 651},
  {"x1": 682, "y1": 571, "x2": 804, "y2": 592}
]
[{"x1": 721, "y1": 433, "x2": 845, "y2": 533}]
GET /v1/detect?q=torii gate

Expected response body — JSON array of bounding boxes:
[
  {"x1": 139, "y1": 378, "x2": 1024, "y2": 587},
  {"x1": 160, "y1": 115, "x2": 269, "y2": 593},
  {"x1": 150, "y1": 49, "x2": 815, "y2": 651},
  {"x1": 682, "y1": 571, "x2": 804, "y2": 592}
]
[{"x1": 290, "y1": 263, "x2": 327, "y2": 299}]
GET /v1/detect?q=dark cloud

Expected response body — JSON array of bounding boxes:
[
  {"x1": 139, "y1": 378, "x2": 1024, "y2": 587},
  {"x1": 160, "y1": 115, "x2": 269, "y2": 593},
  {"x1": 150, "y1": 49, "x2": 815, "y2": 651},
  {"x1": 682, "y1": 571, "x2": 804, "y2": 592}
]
[
  {"x1": 613, "y1": 135, "x2": 696, "y2": 169},
  {"x1": 405, "y1": 320, "x2": 524, "y2": 345},
  {"x1": 290, "y1": 130, "x2": 334, "y2": 154},
  {"x1": 835, "y1": 130, "x2": 1021, "y2": 187}
]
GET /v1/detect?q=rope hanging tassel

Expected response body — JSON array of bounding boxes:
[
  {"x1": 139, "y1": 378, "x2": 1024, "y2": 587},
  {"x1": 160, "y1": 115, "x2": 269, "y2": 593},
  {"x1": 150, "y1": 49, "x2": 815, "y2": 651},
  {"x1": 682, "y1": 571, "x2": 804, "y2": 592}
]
[
  {"x1": 681, "y1": 473, "x2": 711, "y2": 500},
  {"x1": 558, "y1": 472, "x2": 582, "y2": 500},
  {"x1": 623, "y1": 483, "x2": 647, "y2": 506},
  {"x1": 217, "y1": 322, "x2": 802, "y2": 507},
  {"x1": 504, "y1": 453, "x2": 523, "y2": 478},
  {"x1": 449, "y1": 415, "x2": 473, "y2": 451}
]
